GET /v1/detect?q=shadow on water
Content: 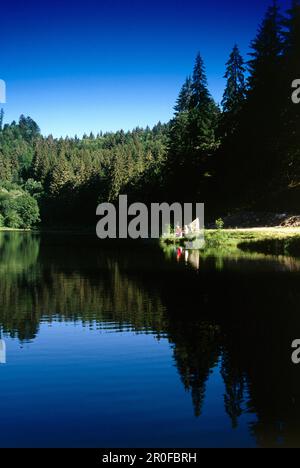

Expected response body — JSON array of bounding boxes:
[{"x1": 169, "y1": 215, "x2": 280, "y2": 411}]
[{"x1": 0, "y1": 232, "x2": 300, "y2": 447}]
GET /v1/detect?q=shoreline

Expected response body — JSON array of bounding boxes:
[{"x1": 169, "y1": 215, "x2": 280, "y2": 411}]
[
  {"x1": 2, "y1": 226, "x2": 300, "y2": 257},
  {"x1": 162, "y1": 227, "x2": 300, "y2": 257},
  {"x1": 0, "y1": 227, "x2": 31, "y2": 232}
]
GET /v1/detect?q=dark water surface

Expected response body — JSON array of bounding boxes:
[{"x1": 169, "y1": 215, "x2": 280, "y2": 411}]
[{"x1": 0, "y1": 232, "x2": 300, "y2": 448}]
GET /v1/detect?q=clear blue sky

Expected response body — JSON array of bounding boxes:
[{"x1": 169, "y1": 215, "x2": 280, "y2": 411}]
[{"x1": 1, "y1": 0, "x2": 290, "y2": 137}]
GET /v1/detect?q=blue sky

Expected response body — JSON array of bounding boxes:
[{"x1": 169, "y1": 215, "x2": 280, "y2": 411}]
[{"x1": 1, "y1": 0, "x2": 290, "y2": 137}]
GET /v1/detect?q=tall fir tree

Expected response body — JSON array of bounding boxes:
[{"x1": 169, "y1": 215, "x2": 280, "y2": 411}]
[
  {"x1": 174, "y1": 77, "x2": 193, "y2": 114},
  {"x1": 191, "y1": 53, "x2": 212, "y2": 109},
  {"x1": 222, "y1": 45, "x2": 246, "y2": 114},
  {"x1": 248, "y1": 0, "x2": 283, "y2": 96},
  {"x1": 281, "y1": 0, "x2": 300, "y2": 184},
  {"x1": 167, "y1": 53, "x2": 219, "y2": 201},
  {"x1": 283, "y1": 0, "x2": 300, "y2": 67},
  {"x1": 188, "y1": 53, "x2": 219, "y2": 153},
  {"x1": 220, "y1": 45, "x2": 246, "y2": 138},
  {"x1": 169, "y1": 78, "x2": 192, "y2": 161},
  {"x1": 242, "y1": 1, "x2": 283, "y2": 187},
  {"x1": 170, "y1": 53, "x2": 219, "y2": 155}
]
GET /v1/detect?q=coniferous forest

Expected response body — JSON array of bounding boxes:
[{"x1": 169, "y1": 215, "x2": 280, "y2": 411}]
[{"x1": 0, "y1": 0, "x2": 299, "y2": 229}]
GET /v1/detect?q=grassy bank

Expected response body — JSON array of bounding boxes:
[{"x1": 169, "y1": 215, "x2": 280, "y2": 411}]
[
  {"x1": 232, "y1": 228, "x2": 300, "y2": 257},
  {"x1": 0, "y1": 227, "x2": 31, "y2": 232},
  {"x1": 162, "y1": 228, "x2": 300, "y2": 257}
]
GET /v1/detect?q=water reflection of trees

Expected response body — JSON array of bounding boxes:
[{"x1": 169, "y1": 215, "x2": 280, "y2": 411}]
[
  {"x1": 168, "y1": 319, "x2": 220, "y2": 417},
  {"x1": 0, "y1": 236, "x2": 168, "y2": 341},
  {"x1": 1, "y1": 233, "x2": 300, "y2": 446}
]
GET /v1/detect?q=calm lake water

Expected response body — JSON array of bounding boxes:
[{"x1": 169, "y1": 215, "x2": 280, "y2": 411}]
[{"x1": 0, "y1": 231, "x2": 300, "y2": 448}]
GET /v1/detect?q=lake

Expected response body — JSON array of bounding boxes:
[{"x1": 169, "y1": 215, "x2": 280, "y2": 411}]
[{"x1": 0, "y1": 231, "x2": 299, "y2": 448}]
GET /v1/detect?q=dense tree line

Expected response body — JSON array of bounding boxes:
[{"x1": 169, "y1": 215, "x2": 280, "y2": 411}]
[
  {"x1": 0, "y1": 117, "x2": 168, "y2": 226},
  {"x1": 0, "y1": 0, "x2": 299, "y2": 228}
]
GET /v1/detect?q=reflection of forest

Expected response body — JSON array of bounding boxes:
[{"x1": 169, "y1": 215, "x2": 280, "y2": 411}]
[{"x1": 1, "y1": 232, "x2": 300, "y2": 447}]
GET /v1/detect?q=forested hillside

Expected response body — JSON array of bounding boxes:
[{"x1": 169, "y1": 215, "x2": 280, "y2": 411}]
[
  {"x1": 0, "y1": 118, "x2": 168, "y2": 226},
  {"x1": 0, "y1": 0, "x2": 299, "y2": 228}
]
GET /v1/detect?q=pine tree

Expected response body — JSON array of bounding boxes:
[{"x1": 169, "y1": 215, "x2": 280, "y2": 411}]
[
  {"x1": 167, "y1": 53, "x2": 219, "y2": 201},
  {"x1": 245, "y1": 1, "x2": 283, "y2": 178},
  {"x1": 174, "y1": 77, "x2": 192, "y2": 114},
  {"x1": 188, "y1": 53, "x2": 219, "y2": 153},
  {"x1": 191, "y1": 53, "x2": 212, "y2": 109},
  {"x1": 222, "y1": 45, "x2": 246, "y2": 114},
  {"x1": 220, "y1": 45, "x2": 246, "y2": 139},
  {"x1": 248, "y1": 1, "x2": 283, "y2": 96},
  {"x1": 283, "y1": 0, "x2": 300, "y2": 67},
  {"x1": 281, "y1": 0, "x2": 300, "y2": 183},
  {"x1": 18, "y1": 115, "x2": 41, "y2": 142},
  {"x1": 169, "y1": 53, "x2": 218, "y2": 160}
]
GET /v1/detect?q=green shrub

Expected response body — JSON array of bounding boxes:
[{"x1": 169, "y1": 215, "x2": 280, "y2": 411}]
[
  {"x1": 5, "y1": 210, "x2": 22, "y2": 229},
  {"x1": 215, "y1": 218, "x2": 225, "y2": 230},
  {"x1": 0, "y1": 186, "x2": 40, "y2": 229},
  {"x1": 10, "y1": 194, "x2": 40, "y2": 228}
]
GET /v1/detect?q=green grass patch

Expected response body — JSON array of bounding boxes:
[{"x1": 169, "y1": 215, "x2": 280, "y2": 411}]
[
  {"x1": 161, "y1": 228, "x2": 300, "y2": 257},
  {"x1": 206, "y1": 228, "x2": 300, "y2": 256}
]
